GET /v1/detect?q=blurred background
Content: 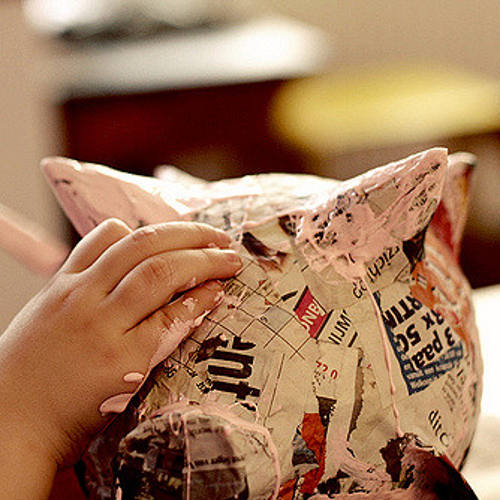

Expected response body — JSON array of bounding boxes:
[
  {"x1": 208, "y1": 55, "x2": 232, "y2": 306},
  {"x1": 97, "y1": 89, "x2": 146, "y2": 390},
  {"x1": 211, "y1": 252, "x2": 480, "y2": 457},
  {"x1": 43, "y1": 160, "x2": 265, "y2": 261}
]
[
  {"x1": 3, "y1": 0, "x2": 500, "y2": 326},
  {"x1": 1, "y1": 1, "x2": 500, "y2": 498}
]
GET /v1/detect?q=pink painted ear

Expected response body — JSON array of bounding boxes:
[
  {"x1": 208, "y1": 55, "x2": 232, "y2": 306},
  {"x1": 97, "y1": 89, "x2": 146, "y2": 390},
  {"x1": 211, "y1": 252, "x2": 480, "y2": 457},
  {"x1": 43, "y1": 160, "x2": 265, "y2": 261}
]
[
  {"x1": 294, "y1": 148, "x2": 448, "y2": 280},
  {"x1": 429, "y1": 152, "x2": 476, "y2": 261},
  {"x1": 41, "y1": 157, "x2": 184, "y2": 236}
]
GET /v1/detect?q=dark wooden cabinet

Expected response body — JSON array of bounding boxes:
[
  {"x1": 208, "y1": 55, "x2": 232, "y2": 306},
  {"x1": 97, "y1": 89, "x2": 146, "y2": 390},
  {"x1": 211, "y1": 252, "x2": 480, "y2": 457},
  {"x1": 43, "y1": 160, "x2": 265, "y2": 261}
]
[{"x1": 62, "y1": 79, "x2": 306, "y2": 181}]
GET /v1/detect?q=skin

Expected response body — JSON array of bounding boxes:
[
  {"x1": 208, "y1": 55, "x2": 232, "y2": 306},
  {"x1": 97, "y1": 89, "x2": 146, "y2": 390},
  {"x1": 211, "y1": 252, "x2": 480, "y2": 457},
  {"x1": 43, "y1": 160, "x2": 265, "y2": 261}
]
[{"x1": 0, "y1": 219, "x2": 242, "y2": 499}]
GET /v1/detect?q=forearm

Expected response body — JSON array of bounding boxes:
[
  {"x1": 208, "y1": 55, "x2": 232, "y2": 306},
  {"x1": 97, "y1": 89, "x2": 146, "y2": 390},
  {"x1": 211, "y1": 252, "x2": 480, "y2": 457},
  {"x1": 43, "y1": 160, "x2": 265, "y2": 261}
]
[
  {"x1": 0, "y1": 416, "x2": 56, "y2": 499},
  {"x1": 0, "y1": 353, "x2": 57, "y2": 500}
]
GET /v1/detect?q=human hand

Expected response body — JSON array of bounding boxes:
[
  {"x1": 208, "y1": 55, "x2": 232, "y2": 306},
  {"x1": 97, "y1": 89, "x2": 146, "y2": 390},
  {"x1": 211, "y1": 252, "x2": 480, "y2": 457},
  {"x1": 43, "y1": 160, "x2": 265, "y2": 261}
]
[{"x1": 0, "y1": 219, "x2": 241, "y2": 476}]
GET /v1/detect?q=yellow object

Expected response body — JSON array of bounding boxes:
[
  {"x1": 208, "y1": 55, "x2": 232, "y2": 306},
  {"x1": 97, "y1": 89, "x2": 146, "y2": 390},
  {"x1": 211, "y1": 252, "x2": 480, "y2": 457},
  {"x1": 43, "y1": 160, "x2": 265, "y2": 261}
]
[{"x1": 271, "y1": 62, "x2": 500, "y2": 153}]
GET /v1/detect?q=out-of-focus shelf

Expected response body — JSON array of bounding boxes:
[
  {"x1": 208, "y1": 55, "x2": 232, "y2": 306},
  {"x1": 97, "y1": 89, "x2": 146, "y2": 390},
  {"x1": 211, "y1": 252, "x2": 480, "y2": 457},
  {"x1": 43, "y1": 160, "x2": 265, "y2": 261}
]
[{"x1": 51, "y1": 16, "x2": 332, "y2": 97}]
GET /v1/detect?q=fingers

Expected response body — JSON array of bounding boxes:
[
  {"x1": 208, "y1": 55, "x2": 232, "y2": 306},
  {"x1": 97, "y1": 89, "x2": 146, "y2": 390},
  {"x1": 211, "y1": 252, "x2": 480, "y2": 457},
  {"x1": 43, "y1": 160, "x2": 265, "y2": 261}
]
[
  {"x1": 87, "y1": 222, "x2": 232, "y2": 291},
  {"x1": 106, "y1": 246, "x2": 240, "y2": 327},
  {"x1": 126, "y1": 281, "x2": 225, "y2": 371},
  {"x1": 61, "y1": 219, "x2": 132, "y2": 273}
]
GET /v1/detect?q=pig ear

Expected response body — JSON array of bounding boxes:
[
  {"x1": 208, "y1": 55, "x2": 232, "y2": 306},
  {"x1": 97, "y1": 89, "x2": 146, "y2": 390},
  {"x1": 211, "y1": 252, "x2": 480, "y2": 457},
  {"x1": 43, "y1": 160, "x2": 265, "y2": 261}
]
[
  {"x1": 41, "y1": 157, "x2": 183, "y2": 236},
  {"x1": 297, "y1": 148, "x2": 448, "y2": 280},
  {"x1": 355, "y1": 147, "x2": 448, "y2": 241},
  {"x1": 429, "y1": 152, "x2": 476, "y2": 261}
]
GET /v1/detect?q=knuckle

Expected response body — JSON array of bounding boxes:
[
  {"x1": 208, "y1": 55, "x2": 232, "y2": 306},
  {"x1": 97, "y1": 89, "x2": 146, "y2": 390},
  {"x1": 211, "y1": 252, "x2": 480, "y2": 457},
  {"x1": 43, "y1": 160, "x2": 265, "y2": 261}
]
[
  {"x1": 129, "y1": 225, "x2": 160, "y2": 252},
  {"x1": 100, "y1": 218, "x2": 129, "y2": 236},
  {"x1": 192, "y1": 222, "x2": 210, "y2": 240},
  {"x1": 199, "y1": 247, "x2": 215, "y2": 264},
  {"x1": 156, "y1": 306, "x2": 176, "y2": 330},
  {"x1": 100, "y1": 217, "x2": 124, "y2": 231},
  {"x1": 194, "y1": 222, "x2": 222, "y2": 243},
  {"x1": 50, "y1": 275, "x2": 87, "y2": 311},
  {"x1": 97, "y1": 339, "x2": 126, "y2": 370},
  {"x1": 142, "y1": 256, "x2": 175, "y2": 285}
]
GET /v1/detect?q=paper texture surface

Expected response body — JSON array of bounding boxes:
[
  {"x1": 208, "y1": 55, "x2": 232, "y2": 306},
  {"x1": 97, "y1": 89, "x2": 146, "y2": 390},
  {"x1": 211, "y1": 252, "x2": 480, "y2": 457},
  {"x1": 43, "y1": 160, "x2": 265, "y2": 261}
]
[{"x1": 43, "y1": 149, "x2": 481, "y2": 499}]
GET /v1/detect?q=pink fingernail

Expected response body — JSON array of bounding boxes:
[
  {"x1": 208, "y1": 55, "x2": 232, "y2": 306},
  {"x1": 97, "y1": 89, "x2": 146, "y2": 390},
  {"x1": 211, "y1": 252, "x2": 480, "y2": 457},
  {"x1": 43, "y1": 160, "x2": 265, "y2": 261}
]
[
  {"x1": 214, "y1": 290, "x2": 226, "y2": 305},
  {"x1": 217, "y1": 231, "x2": 232, "y2": 248},
  {"x1": 224, "y1": 250, "x2": 241, "y2": 265},
  {"x1": 205, "y1": 280, "x2": 223, "y2": 290}
]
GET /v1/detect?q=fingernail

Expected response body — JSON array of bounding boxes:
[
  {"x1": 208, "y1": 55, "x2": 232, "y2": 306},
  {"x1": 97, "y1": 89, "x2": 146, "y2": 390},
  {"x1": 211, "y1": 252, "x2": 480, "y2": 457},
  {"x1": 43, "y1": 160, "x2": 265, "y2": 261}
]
[
  {"x1": 216, "y1": 231, "x2": 232, "y2": 248},
  {"x1": 224, "y1": 250, "x2": 241, "y2": 265},
  {"x1": 205, "y1": 280, "x2": 223, "y2": 290},
  {"x1": 214, "y1": 290, "x2": 225, "y2": 305}
]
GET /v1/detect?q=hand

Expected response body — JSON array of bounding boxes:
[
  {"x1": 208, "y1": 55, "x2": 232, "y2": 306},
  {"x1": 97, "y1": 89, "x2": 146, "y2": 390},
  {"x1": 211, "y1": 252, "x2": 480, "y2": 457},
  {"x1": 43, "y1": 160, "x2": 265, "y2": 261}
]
[{"x1": 0, "y1": 219, "x2": 241, "y2": 491}]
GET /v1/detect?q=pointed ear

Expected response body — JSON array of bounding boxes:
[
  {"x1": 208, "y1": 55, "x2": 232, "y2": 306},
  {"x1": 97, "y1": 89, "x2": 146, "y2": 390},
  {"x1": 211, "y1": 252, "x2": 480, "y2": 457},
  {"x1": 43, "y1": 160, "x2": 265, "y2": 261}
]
[
  {"x1": 41, "y1": 157, "x2": 183, "y2": 236},
  {"x1": 429, "y1": 152, "x2": 476, "y2": 260},
  {"x1": 296, "y1": 148, "x2": 448, "y2": 279},
  {"x1": 357, "y1": 147, "x2": 448, "y2": 241}
]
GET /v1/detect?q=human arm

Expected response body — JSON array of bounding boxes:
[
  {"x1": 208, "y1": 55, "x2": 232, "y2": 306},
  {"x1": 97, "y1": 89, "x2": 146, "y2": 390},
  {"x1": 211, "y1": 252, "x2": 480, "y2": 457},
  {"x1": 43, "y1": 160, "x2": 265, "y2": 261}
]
[{"x1": 0, "y1": 219, "x2": 241, "y2": 499}]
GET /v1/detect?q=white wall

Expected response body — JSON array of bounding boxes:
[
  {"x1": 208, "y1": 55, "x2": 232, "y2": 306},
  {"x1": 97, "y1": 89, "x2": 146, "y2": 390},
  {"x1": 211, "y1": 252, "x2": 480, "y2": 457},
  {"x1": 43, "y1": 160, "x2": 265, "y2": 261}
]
[
  {"x1": 0, "y1": 2, "x2": 64, "y2": 332},
  {"x1": 254, "y1": 0, "x2": 500, "y2": 77}
]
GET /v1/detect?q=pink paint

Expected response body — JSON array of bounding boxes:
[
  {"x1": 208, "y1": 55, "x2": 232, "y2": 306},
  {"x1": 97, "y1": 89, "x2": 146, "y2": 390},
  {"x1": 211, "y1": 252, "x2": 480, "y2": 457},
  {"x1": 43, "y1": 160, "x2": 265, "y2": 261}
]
[
  {"x1": 182, "y1": 297, "x2": 197, "y2": 313},
  {"x1": 99, "y1": 373, "x2": 144, "y2": 415},
  {"x1": 152, "y1": 401, "x2": 281, "y2": 500},
  {"x1": 100, "y1": 312, "x2": 209, "y2": 416},
  {"x1": 214, "y1": 290, "x2": 225, "y2": 305},
  {"x1": 292, "y1": 148, "x2": 446, "y2": 282},
  {"x1": 361, "y1": 276, "x2": 403, "y2": 439},
  {"x1": 325, "y1": 427, "x2": 391, "y2": 491},
  {"x1": 185, "y1": 277, "x2": 197, "y2": 289},
  {"x1": 115, "y1": 486, "x2": 123, "y2": 500},
  {"x1": 99, "y1": 393, "x2": 135, "y2": 415},
  {"x1": 123, "y1": 372, "x2": 145, "y2": 384}
]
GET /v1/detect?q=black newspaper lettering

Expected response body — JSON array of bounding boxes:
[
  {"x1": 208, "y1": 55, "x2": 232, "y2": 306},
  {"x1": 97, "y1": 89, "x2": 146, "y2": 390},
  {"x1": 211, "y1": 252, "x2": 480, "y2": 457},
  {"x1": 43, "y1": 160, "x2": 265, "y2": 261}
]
[
  {"x1": 444, "y1": 327, "x2": 455, "y2": 347},
  {"x1": 432, "y1": 310, "x2": 445, "y2": 325},
  {"x1": 422, "y1": 312, "x2": 435, "y2": 330},
  {"x1": 382, "y1": 309, "x2": 398, "y2": 330},
  {"x1": 209, "y1": 351, "x2": 254, "y2": 379},
  {"x1": 335, "y1": 310, "x2": 351, "y2": 335},
  {"x1": 422, "y1": 344, "x2": 435, "y2": 362},
  {"x1": 406, "y1": 323, "x2": 421, "y2": 347},
  {"x1": 432, "y1": 330, "x2": 443, "y2": 354},
  {"x1": 395, "y1": 324, "x2": 421, "y2": 354},
  {"x1": 281, "y1": 290, "x2": 298, "y2": 302},
  {"x1": 428, "y1": 409, "x2": 450, "y2": 447},
  {"x1": 211, "y1": 380, "x2": 261, "y2": 400},
  {"x1": 396, "y1": 333, "x2": 409, "y2": 353},
  {"x1": 384, "y1": 306, "x2": 403, "y2": 329},
  {"x1": 328, "y1": 310, "x2": 351, "y2": 344},
  {"x1": 411, "y1": 351, "x2": 425, "y2": 369},
  {"x1": 407, "y1": 295, "x2": 422, "y2": 312},
  {"x1": 232, "y1": 336, "x2": 255, "y2": 351},
  {"x1": 208, "y1": 336, "x2": 261, "y2": 401},
  {"x1": 383, "y1": 295, "x2": 423, "y2": 330},
  {"x1": 391, "y1": 306, "x2": 404, "y2": 325},
  {"x1": 399, "y1": 298, "x2": 417, "y2": 322},
  {"x1": 328, "y1": 332, "x2": 342, "y2": 345},
  {"x1": 410, "y1": 330, "x2": 444, "y2": 369}
]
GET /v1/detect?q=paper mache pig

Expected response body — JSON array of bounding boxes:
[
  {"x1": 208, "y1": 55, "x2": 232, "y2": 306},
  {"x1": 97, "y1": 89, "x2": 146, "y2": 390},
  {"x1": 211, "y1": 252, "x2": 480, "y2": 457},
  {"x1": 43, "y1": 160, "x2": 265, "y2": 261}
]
[{"x1": 41, "y1": 148, "x2": 482, "y2": 499}]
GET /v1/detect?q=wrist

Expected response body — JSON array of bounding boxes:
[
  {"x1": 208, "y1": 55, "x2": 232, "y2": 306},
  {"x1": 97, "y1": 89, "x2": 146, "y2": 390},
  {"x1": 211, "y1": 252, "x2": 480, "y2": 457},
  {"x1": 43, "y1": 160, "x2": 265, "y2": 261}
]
[
  {"x1": 0, "y1": 405, "x2": 57, "y2": 499},
  {"x1": 0, "y1": 351, "x2": 59, "y2": 498}
]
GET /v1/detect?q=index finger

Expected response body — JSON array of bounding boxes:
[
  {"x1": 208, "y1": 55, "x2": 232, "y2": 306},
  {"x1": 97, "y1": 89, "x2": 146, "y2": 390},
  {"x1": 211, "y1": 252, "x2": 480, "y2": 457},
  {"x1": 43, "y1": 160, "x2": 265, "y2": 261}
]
[{"x1": 86, "y1": 222, "x2": 232, "y2": 292}]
